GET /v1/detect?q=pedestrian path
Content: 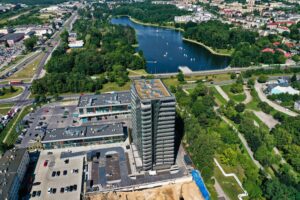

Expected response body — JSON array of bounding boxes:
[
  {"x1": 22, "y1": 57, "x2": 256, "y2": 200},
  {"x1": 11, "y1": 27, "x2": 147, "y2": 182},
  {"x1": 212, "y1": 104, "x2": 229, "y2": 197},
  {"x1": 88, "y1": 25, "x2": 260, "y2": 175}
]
[{"x1": 214, "y1": 158, "x2": 248, "y2": 200}]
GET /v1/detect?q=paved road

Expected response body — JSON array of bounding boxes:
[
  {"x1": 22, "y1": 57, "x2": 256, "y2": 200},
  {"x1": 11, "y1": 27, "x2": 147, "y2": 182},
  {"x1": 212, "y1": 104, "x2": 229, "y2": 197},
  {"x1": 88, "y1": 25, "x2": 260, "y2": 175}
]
[
  {"x1": 215, "y1": 85, "x2": 229, "y2": 102},
  {"x1": 254, "y1": 81, "x2": 298, "y2": 117},
  {"x1": 213, "y1": 177, "x2": 230, "y2": 200},
  {"x1": 214, "y1": 107, "x2": 271, "y2": 178},
  {"x1": 129, "y1": 64, "x2": 300, "y2": 79},
  {"x1": 252, "y1": 110, "x2": 279, "y2": 129},
  {"x1": 243, "y1": 85, "x2": 252, "y2": 104},
  {"x1": 0, "y1": 51, "x2": 41, "y2": 78},
  {"x1": 0, "y1": 12, "x2": 78, "y2": 107}
]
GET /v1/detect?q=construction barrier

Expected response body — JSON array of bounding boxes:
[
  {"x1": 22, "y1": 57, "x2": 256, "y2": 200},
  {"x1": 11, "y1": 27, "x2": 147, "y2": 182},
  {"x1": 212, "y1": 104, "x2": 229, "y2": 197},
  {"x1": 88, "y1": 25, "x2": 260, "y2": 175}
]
[{"x1": 191, "y1": 170, "x2": 210, "y2": 200}]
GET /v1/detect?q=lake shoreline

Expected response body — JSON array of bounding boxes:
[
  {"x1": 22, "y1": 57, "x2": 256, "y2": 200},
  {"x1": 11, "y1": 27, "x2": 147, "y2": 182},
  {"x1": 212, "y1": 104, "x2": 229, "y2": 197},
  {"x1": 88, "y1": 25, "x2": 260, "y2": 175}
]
[
  {"x1": 182, "y1": 38, "x2": 232, "y2": 57},
  {"x1": 114, "y1": 15, "x2": 185, "y2": 32},
  {"x1": 114, "y1": 15, "x2": 232, "y2": 57}
]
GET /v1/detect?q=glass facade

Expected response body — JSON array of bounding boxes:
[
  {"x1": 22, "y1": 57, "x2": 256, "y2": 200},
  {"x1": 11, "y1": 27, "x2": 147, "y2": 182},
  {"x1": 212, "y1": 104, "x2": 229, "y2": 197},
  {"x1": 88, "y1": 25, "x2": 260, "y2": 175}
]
[{"x1": 43, "y1": 136, "x2": 125, "y2": 149}]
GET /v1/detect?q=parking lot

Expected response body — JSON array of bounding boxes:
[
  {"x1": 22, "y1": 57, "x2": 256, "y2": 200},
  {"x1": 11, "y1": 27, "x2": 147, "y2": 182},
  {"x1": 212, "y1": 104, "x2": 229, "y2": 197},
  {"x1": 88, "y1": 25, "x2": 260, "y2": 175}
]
[
  {"x1": 18, "y1": 104, "x2": 78, "y2": 148},
  {"x1": 0, "y1": 42, "x2": 24, "y2": 69},
  {"x1": 30, "y1": 151, "x2": 84, "y2": 200},
  {"x1": 30, "y1": 150, "x2": 83, "y2": 200}
]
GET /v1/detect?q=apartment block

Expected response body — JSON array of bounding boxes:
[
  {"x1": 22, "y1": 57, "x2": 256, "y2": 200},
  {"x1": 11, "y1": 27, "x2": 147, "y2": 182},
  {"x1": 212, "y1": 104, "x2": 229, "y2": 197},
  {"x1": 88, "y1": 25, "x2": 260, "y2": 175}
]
[{"x1": 131, "y1": 79, "x2": 176, "y2": 171}]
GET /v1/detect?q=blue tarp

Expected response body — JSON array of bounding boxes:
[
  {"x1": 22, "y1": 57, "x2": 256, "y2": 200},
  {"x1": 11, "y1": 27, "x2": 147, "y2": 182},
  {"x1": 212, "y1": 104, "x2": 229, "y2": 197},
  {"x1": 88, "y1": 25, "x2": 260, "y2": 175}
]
[{"x1": 191, "y1": 170, "x2": 210, "y2": 200}]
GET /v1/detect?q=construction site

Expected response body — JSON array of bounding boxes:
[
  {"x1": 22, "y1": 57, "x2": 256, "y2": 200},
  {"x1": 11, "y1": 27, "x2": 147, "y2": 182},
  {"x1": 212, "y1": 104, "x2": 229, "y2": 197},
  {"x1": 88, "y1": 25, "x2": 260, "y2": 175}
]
[{"x1": 85, "y1": 181, "x2": 204, "y2": 200}]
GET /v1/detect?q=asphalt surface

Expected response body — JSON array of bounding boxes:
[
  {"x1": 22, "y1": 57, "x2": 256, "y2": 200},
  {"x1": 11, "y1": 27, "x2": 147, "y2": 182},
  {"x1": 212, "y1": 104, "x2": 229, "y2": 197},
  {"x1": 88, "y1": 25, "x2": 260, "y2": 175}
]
[
  {"x1": 254, "y1": 81, "x2": 298, "y2": 117},
  {"x1": 0, "y1": 12, "x2": 78, "y2": 107}
]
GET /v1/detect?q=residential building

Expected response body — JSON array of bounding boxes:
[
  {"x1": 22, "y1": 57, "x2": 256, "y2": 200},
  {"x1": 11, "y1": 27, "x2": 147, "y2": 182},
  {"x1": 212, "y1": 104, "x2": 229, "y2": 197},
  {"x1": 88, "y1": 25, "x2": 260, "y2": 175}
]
[
  {"x1": 30, "y1": 150, "x2": 83, "y2": 199},
  {"x1": 0, "y1": 148, "x2": 29, "y2": 200},
  {"x1": 42, "y1": 123, "x2": 126, "y2": 149},
  {"x1": 131, "y1": 79, "x2": 176, "y2": 171},
  {"x1": 270, "y1": 86, "x2": 300, "y2": 95},
  {"x1": 294, "y1": 100, "x2": 300, "y2": 111},
  {"x1": 76, "y1": 92, "x2": 131, "y2": 123},
  {"x1": 0, "y1": 33, "x2": 24, "y2": 46}
]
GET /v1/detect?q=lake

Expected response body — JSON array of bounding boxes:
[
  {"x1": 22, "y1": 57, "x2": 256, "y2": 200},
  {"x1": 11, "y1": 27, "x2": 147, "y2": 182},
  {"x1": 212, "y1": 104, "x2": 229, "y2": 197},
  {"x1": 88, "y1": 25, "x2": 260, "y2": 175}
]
[{"x1": 111, "y1": 17, "x2": 230, "y2": 74}]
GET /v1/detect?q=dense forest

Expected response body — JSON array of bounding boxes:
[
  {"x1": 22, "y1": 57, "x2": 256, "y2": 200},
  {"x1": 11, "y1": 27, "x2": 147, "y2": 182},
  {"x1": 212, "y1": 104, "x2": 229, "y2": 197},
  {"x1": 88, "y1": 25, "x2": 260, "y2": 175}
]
[
  {"x1": 31, "y1": 5, "x2": 145, "y2": 96},
  {"x1": 112, "y1": 2, "x2": 190, "y2": 24},
  {"x1": 0, "y1": 0, "x2": 72, "y2": 5},
  {"x1": 174, "y1": 82, "x2": 300, "y2": 199},
  {"x1": 182, "y1": 21, "x2": 288, "y2": 67}
]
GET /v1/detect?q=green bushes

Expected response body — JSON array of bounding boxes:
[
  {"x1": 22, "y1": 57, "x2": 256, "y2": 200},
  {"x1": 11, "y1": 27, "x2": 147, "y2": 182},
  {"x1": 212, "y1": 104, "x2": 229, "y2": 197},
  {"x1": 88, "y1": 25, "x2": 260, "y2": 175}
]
[
  {"x1": 32, "y1": 7, "x2": 145, "y2": 95},
  {"x1": 258, "y1": 75, "x2": 268, "y2": 83}
]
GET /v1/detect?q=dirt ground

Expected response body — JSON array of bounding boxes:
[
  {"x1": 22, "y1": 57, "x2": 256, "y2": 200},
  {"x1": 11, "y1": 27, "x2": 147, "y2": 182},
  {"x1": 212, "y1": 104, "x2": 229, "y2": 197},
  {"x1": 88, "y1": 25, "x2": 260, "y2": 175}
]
[{"x1": 86, "y1": 181, "x2": 204, "y2": 200}]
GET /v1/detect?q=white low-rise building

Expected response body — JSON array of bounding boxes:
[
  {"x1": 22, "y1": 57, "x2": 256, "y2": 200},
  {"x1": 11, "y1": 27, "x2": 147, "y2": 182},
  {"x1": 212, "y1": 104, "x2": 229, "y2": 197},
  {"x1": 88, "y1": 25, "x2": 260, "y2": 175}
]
[
  {"x1": 270, "y1": 86, "x2": 300, "y2": 95},
  {"x1": 294, "y1": 100, "x2": 300, "y2": 111},
  {"x1": 68, "y1": 40, "x2": 84, "y2": 48}
]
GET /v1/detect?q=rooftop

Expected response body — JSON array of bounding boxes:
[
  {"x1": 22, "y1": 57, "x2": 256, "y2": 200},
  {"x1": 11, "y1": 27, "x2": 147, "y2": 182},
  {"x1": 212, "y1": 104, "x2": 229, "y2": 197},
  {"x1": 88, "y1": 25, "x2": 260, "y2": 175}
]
[
  {"x1": 78, "y1": 91, "x2": 131, "y2": 107},
  {"x1": 42, "y1": 123, "x2": 124, "y2": 143},
  {"x1": 133, "y1": 79, "x2": 171, "y2": 100},
  {"x1": 30, "y1": 151, "x2": 83, "y2": 200},
  {"x1": 0, "y1": 33, "x2": 24, "y2": 41},
  {"x1": 0, "y1": 148, "x2": 27, "y2": 198}
]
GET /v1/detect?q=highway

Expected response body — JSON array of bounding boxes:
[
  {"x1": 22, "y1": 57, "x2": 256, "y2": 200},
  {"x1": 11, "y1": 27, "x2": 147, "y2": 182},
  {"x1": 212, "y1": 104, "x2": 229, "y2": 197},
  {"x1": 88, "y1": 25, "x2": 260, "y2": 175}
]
[
  {"x1": 129, "y1": 64, "x2": 300, "y2": 79},
  {"x1": 0, "y1": 12, "x2": 78, "y2": 107}
]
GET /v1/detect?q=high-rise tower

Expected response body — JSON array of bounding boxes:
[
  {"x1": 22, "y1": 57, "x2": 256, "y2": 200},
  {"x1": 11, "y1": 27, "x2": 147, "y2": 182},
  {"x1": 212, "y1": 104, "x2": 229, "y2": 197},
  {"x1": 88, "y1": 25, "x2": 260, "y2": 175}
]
[{"x1": 131, "y1": 79, "x2": 176, "y2": 171}]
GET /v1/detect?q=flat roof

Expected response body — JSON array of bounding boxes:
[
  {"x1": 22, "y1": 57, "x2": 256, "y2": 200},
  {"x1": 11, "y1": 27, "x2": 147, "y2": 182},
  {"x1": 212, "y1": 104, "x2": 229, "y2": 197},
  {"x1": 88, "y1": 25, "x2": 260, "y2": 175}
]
[
  {"x1": 0, "y1": 148, "x2": 27, "y2": 199},
  {"x1": 42, "y1": 123, "x2": 124, "y2": 143},
  {"x1": 0, "y1": 33, "x2": 24, "y2": 41},
  {"x1": 30, "y1": 151, "x2": 83, "y2": 200},
  {"x1": 78, "y1": 91, "x2": 131, "y2": 107},
  {"x1": 133, "y1": 79, "x2": 171, "y2": 100}
]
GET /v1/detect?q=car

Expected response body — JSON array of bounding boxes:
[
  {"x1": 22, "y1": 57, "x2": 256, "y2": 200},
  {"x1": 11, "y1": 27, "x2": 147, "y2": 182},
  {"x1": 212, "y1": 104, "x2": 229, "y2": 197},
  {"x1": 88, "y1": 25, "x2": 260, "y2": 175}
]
[
  {"x1": 60, "y1": 187, "x2": 64, "y2": 193},
  {"x1": 37, "y1": 191, "x2": 41, "y2": 197},
  {"x1": 73, "y1": 184, "x2": 77, "y2": 191},
  {"x1": 32, "y1": 191, "x2": 37, "y2": 197},
  {"x1": 52, "y1": 188, "x2": 57, "y2": 194},
  {"x1": 48, "y1": 188, "x2": 52, "y2": 193},
  {"x1": 63, "y1": 170, "x2": 67, "y2": 175},
  {"x1": 64, "y1": 159, "x2": 69, "y2": 164},
  {"x1": 56, "y1": 171, "x2": 60, "y2": 176},
  {"x1": 52, "y1": 171, "x2": 56, "y2": 177},
  {"x1": 33, "y1": 182, "x2": 41, "y2": 186},
  {"x1": 43, "y1": 160, "x2": 48, "y2": 167},
  {"x1": 70, "y1": 185, "x2": 74, "y2": 191}
]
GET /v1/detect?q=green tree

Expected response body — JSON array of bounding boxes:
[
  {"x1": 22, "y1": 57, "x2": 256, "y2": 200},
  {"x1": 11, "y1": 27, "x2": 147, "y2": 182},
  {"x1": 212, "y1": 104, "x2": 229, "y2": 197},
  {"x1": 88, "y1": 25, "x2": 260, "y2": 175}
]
[
  {"x1": 177, "y1": 71, "x2": 185, "y2": 82},
  {"x1": 258, "y1": 75, "x2": 268, "y2": 83},
  {"x1": 235, "y1": 103, "x2": 245, "y2": 113},
  {"x1": 24, "y1": 36, "x2": 38, "y2": 52}
]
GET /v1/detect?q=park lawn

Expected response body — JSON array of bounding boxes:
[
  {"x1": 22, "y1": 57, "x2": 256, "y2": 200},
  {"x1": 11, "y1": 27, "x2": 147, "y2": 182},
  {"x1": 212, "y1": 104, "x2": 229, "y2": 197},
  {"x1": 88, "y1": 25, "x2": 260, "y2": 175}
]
[
  {"x1": 215, "y1": 48, "x2": 235, "y2": 55},
  {"x1": 2, "y1": 106, "x2": 32, "y2": 146},
  {"x1": 8, "y1": 53, "x2": 44, "y2": 79},
  {"x1": 210, "y1": 86, "x2": 227, "y2": 106},
  {"x1": 213, "y1": 162, "x2": 245, "y2": 200},
  {"x1": 0, "y1": 108, "x2": 11, "y2": 115},
  {"x1": 0, "y1": 107, "x2": 11, "y2": 115},
  {"x1": 127, "y1": 69, "x2": 149, "y2": 76},
  {"x1": 100, "y1": 81, "x2": 131, "y2": 93},
  {"x1": 186, "y1": 88, "x2": 194, "y2": 94},
  {"x1": 244, "y1": 111, "x2": 270, "y2": 131},
  {"x1": 221, "y1": 84, "x2": 246, "y2": 103},
  {"x1": 0, "y1": 87, "x2": 23, "y2": 99},
  {"x1": 162, "y1": 78, "x2": 180, "y2": 88},
  {"x1": 185, "y1": 73, "x2": 231, "y2": 83},
  {"x1": 0, "y1": 103, "x2": 14, "y2": 108},
  {"x1": 0, "y1": 55, "x2": 25, "y2": 72},
  {"x1": 245, "y1": 88, "x2": 260, "y2": 110}
]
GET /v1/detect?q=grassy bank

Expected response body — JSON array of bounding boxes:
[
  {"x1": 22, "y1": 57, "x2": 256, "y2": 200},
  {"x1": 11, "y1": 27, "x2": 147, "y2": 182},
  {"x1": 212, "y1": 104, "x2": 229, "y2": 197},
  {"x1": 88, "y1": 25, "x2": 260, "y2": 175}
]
[
  {"x1": 115, "y1": 15, "x2": 184, "y2": 32},
  {"x1": 183, "y1": 38, "x2": 233, "y2": 57},
  {"x1": 0, "y1": 87, "x2": 24, "y2": 100}
]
